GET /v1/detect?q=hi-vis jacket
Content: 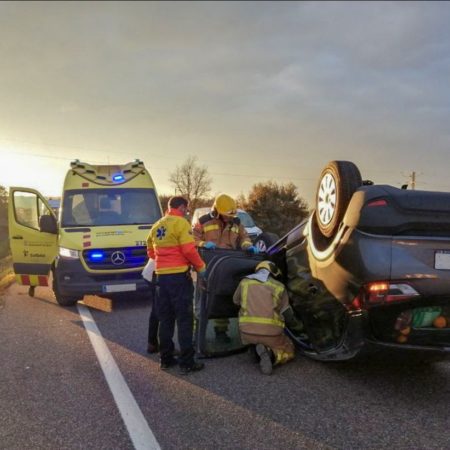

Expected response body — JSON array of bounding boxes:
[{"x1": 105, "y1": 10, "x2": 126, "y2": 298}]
[
  {"x1": 147, "y1": 209, "x2": 206, "y2": 275},
  {"x1": 193, "y1": 213, "x2": 252, "y2": 250},
  {"x1": 233, "y1": 276, "x2": 290, "y2": 336}
]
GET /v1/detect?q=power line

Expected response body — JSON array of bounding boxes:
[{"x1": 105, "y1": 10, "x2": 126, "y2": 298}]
[
  {"x1": 3, "y1": 138, "x2": 450, "y2": 190},
  {"x1": 0, "y1": 136, "x2": 308, "y2": 173},
  {"x1": 3, "y1": 147, "x2": 317, "y2": 182}
]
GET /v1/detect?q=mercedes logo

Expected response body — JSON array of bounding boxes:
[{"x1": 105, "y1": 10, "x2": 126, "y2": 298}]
[{"x1": 111, "y1": 251, "x2": 126, "y2": 265}]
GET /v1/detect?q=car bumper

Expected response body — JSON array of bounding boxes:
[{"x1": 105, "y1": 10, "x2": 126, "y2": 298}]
[{"x1": 54, "y1": 257, "x2": 150, "y2": 297}]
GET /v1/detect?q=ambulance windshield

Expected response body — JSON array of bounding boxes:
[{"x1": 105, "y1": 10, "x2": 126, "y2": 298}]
[{"x1": 61, "y1": 188, "x2": 161, "y2": 227}]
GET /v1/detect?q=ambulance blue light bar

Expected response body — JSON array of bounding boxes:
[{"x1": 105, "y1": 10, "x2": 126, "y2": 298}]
[
  {"x1": 112, "y1": 173, "x2": 125, "y2": 182},
  {"x1": 89, "y1": 251, "x2": 105, "y2": 262}
]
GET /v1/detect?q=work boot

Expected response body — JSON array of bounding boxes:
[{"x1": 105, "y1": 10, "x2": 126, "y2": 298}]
[
  {"x1": 147, "y1": 342, "x2": 159, "y2": 354},
  {"x1": 215, "y1": 330, "x2": 231, "y2": 344},
  {"x1": 256, "y1": 344, "x2": 273, "y2": 375},
  {"x1": 160, "y1": 357, "x2": 178, "y2": 370},
  {"x1": 179, "y1": 361, "x2": 205, "y2": 375}
]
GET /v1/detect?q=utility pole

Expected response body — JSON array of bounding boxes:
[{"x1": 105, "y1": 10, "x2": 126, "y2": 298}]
[
  {"x1": 402, "y1": 171, "x2": 419, "y2": 190},
  {"x1": 411, "y1": 171, "x2": 416, "y2": 190}
]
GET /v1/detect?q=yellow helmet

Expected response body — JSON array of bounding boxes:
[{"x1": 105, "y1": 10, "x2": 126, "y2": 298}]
[
  {"x1": 255, "y1": 260, "x2": 281, "y2": 278},
  {"x1": 213, "y1": 193, "x2": 237, "y2": 216}
]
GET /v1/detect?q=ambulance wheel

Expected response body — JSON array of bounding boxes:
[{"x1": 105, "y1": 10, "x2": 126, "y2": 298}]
[
  {"x1": 314, "y1": 161, "x2": 362, "y2": 238},
  {"x1": 52, "y1": 273, "x2": 78, "y2": 306}
]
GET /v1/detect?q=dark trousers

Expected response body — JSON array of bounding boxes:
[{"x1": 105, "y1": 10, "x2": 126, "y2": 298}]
[
  {"x1": 147, "y1": 282, "x2": 159, "y2": 345},
  {"x1": 155, "y1": 272, "x2": 195, "y2": 368}
]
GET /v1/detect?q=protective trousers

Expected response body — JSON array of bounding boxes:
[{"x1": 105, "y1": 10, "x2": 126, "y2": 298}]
[
  {"x1": 240, "y1": 332, "x2": 295, "y2": 365},
  {"x1": 147, "y1": 281, "x2": 159, "y2": 346},
  {"x1": 155, "y1": 272, "x2": 195, "y2": 368}
]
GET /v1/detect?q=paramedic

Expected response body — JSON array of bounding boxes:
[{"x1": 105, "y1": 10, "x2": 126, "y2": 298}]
[{"x1": 147, "y1": 196, "x2": 206, "y2": 374}]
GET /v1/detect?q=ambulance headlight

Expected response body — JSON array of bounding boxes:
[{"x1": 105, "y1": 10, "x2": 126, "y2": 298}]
[{"x1": 59, "y1": 247, "x2": 80, "y2": 259}]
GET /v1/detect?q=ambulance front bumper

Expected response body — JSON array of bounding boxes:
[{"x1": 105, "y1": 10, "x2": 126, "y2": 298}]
[{"x1": 54, "y1": 257, "x2": 150, "y2": 297}]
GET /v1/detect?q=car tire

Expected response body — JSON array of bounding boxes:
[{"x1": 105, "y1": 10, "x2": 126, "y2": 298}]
[
  {"x1": 52, "y1": 271, "x2": 78, "y2": 306},
  {"x1": 314, "y1": 161, "x2": 362, "y2": 239},
  {"x1": 254, "y1": 232, "x2": 279, "y2": 253}
]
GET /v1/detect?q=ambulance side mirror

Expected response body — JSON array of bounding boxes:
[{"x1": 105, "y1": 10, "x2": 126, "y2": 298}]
[{"x1": 39, "y1": 214, "x2": 58, "y2": 234}]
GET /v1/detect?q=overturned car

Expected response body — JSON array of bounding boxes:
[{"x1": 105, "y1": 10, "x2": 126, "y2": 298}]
[{"x1": 195, "y1": 161, "x2": 450, "y2": 361}]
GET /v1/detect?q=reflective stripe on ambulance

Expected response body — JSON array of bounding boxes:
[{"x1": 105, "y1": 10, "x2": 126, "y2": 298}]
[{"x1": 15, "y1": 274, "x2": 48, "y2": 286}]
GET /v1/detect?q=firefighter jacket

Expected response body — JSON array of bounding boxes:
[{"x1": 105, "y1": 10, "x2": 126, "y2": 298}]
[
  {"x1": 193, "y1": 213, "x2": 252, "y2": 250},
  {"x1": 147, "y1": 208, "x2": 206, "y2": 275},
  {"x1": 233, "y1": 275, "x2": 290, "y2": 336}
]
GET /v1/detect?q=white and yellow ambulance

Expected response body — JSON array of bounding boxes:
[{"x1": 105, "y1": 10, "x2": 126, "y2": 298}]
[{"x1": 8, "y1": 159, "x2": 162, "y2": 306}]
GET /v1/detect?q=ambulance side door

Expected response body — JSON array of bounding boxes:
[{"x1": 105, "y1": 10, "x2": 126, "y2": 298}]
[{"x1": 8, "y1": 188, "x2": 58, "y2": 287}]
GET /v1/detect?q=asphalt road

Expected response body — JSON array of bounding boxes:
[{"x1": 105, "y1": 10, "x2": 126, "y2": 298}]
[{"x1": 0, "y1": 283, "x2": 449, "y2": 450}]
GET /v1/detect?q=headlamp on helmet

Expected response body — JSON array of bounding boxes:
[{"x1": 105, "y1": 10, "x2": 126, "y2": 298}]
[{"x1": 255, "y1": 261, "x2": 281, "y2": 278}]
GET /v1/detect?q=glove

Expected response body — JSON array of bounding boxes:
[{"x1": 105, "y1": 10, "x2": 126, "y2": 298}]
[
  {"x1": 197, "y1": 269, "x2": 207, "y2": 280},
  {"x1": 203, "y1": 241, "x2": 216, "y2": 249},
  {"x1": 246, "y1": 245, "x2": 259, "y2": 254}
]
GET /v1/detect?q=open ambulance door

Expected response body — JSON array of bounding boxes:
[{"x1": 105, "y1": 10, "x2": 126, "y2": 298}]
[{"x1": 8, "y1": 188, "x2": 58, "y2": 295}]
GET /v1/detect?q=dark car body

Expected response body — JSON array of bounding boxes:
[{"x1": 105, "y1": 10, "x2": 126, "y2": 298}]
[
  {"x1": 272, "y1": 184, "x2": 450, "y2": 360},
  {"x1": 196, "y1": 164, "x2": 450, "y2": 361}
]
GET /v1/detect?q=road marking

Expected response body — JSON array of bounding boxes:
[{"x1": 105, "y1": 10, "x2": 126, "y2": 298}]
[{"x1": 78, "y1": 304, "x2": 160, "y2": 450}]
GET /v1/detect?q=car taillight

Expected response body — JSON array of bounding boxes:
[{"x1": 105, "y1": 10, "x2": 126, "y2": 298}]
[
  {"x1": 363, "y1": 281, "x2": 419, "y2": 306},
  {"x1": 366, "y1": 199, "x2": 388, "y2": 207}
]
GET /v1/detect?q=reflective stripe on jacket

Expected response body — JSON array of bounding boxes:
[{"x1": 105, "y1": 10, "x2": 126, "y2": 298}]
[
  {"x1": 193, "y1": 214, "x2": 252, "y2": 250},
  {"x1": 232, "y1": 276, "x2": 290, "y2": 336},
  {"x1": 147, "y1": 209, "x2": 206, "y2": 275}
]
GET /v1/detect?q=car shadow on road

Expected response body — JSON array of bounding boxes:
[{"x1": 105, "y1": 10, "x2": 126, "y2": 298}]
[{"x1": 318, "y1": 347, "x2": 450, "y2": 407}]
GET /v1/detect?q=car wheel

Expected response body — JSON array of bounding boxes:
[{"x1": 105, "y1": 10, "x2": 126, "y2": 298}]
[
  {"x1": 315, "y1": 161, "x2": 362, "y2": 238},
  {"x1": 254, "y1": 232, "x2": 279, "y2": 253},
  {"x1": 52, "y1": 271, "x2": 78, "y2": 306}
]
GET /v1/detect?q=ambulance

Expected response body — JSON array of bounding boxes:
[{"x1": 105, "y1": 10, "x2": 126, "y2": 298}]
[{"x1": 8, "y1": 159, "x2": 162, "y2": 306}]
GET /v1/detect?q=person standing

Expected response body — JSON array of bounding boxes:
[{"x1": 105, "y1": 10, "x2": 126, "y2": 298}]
[
  {"x1": 193, "y1": 193, "x2": 257, "y2": 252},
  {"x1": 141, "y1": 256, "x2": 159, "y2": 353},
  {"x1": 233, "y1": 260, "x2": 298, "y2": 375},
  {"x1": 193, "y1": 193, "x2": 259, "y2": 342},
  {"x1": 147, "y1": 196, "x2": 206, "y2": 374}
]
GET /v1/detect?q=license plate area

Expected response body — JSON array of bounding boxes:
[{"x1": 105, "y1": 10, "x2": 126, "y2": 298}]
[
  {"x1": 102, "y1": 283, "x2": 137, "y2": 293},
  {"x1": 434, "y1": 251, "x2": 450, "y2": 270}
]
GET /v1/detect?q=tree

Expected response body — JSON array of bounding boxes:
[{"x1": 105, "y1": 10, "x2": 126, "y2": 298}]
[
  {"x1": 241, "y1": 181, "x2": 309, "y2": 237},
  {"x1": 168, "y1": 156, "x2": 212, "y2": 211},
  {"x1": 0, "y1": 185, "x2": 7, "y2": 223},
  {"x1": 0, "y1": 185, "x2": 9, "y2": 258},
  {"x1": 158, "y1": 194, "x2": 171, "y2": 213}
]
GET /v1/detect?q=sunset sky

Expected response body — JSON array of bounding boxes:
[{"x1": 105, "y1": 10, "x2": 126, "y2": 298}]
[{"x1": 1, "y1": 1, "x2": 450, "y2": 207}]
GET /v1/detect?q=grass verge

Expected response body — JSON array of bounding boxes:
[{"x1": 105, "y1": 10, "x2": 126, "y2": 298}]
[{"x1": 0, "y1": 256, "x2": 14, "y2": 307}]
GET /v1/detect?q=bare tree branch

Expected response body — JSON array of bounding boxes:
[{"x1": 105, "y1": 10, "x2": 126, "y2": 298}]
[{"x1": 168, "y1": 156, "x2": 212, "y2": 210}]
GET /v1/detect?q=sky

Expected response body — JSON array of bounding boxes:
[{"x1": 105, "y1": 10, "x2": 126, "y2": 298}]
[{"x1": 1, "y1": 1, "x2": 450, "y2": 207}]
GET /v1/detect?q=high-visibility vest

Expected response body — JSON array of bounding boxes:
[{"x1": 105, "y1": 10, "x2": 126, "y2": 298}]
[
  {"x1": 147, "y1": 209, "x2": 205, "y2": 275},
  {"x1": 233, "y1": 277, "x2": 290, "y2": 336},
  {"x1": 193, "y1": 214, "x2": 252, "y2": 250}
]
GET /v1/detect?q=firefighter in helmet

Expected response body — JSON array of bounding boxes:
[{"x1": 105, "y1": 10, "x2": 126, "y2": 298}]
[
  {"x1": 233, "y1": 260, "x2": 300, "y2": 375},
  {"x1": 193, "y1": 193, "x2": 258, "y2": 252},
  {"x1": 193, "y1": 193, "x2": 259, "y2": 343}
]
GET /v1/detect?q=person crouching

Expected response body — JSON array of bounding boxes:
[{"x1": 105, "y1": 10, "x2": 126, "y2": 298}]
[{"x1": 233, "y1": 261, "x2": 296, "y2": 375}]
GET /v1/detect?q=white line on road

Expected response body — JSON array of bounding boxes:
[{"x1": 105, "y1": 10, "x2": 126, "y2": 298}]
[{"x1": 78, "y1": 304, "x2": 160, "y2": 450}]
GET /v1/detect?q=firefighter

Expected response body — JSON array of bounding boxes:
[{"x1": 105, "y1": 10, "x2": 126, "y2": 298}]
[
  {"x1": 193, "y1": 193, "x2": 259, "y2": 342},
  {"x1": 193, "y1": 193, "x2": 258, "y2": 252},
  {"x1": 147, "y1": 196, "x2": 206, "y2": 374},
  {"x1": 233, "y1": 260, "x2": 299, "y2": 375}
]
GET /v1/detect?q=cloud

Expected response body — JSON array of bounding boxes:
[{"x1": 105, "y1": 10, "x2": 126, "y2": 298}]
[{"x1": 1, "y1": 1, "x2": 450, "y2": 202}]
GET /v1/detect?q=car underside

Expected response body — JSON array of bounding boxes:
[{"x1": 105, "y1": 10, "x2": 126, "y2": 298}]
[{"x1": 195, "y1": 161, "x2": 450, "y2": 362}]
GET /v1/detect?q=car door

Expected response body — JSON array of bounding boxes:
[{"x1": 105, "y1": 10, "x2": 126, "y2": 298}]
[{"x1": 8, "y1": 187, "x2": 58, "y2": 287}]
